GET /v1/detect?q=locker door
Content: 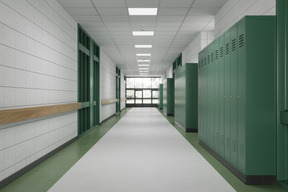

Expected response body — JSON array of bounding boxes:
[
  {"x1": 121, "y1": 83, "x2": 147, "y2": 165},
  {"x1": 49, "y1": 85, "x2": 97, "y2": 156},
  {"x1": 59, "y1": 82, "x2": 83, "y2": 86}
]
[
  {"x1": 230, "y1": 25, "x2": 238, "y2": 168},
  {"x1": 204, "y1": 48, "x2": 208, "y2": 145},
  {"x1": 219, "y1": 34, "x2": 225, "y2": 158},
  {"x1": 277, "y1": 0, "x2": 288, "y2": 183},
  {"x1": 224, "y1": 30, "x2": 231, "y2": 163},
  {"x1": 214, "y1": 38, "x2": 220, "y2": 154},
  {"x1": 237, "y1": 19, "x2": 246, "y2": 174},
  {"x1": 207, "y1": 46, "x2": 212, "y2": 148},
  {"x1": 210, "y1": 42, "x2": 215, "y2": 151},
  {"x1": 199, "y1": 53, "x2": 204, "y2": 142}
]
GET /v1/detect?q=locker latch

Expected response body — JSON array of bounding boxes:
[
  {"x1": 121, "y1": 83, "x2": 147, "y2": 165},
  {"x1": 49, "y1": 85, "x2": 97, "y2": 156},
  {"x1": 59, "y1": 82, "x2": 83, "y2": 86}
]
[{"x1": 280, "y1": 111, "x2": 288, "y2": 125}]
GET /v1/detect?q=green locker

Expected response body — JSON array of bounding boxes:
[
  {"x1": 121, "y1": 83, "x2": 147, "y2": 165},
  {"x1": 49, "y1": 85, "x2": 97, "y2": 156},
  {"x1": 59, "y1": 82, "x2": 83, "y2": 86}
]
[
  {"x1": 208, "y1": 43, "x2": 215, "y2": 150},
  {"x1": 203, "y1": 48, "x2": 208, "y2": 145},
  {"x1": 214, "y1": 37, "x2": 220, "y2": 154},
  {"x1": 230, "y1": 25, "x2": 238, "y2": 168},
  {"x1": 277, "y1": 0, "x2": 288, "y2": 189},
  {"x1": 175, "y1": 63, "x2": 198, "y2": 132},
  {"x1": 163, "y1": 78, "x2": 174, "y2": 116},
  {"x1": 198, "y1": 52, "x2": 204, "y2": 142},
  {"x1": 199, "y1": 16, "x2": 276, "y2": 184},
  {"x1": 158, "y1": 84, "x2": 163, "y2": 109},
  {"x1": 219, "y1": 34, "x2": 225, "y2": 158},
  {"x1": 224, "y1": 29, "x2": 231, "y2": 163}
]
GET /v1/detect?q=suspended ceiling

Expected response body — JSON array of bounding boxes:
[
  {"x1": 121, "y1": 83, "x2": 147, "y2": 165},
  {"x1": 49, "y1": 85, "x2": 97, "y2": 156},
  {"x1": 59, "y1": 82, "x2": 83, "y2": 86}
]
[{"x1": 58, "y1": 0, "x2": 228, "y2": 76}]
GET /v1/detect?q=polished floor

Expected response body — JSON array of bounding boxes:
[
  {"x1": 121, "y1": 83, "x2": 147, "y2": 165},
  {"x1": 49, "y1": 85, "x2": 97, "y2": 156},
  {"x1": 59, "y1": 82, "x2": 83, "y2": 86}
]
[
  {"x1": 49, "y1": 108, "x2": 235, "y2": 192},
  {"x1": 1, "y1": 108, "x2": 285, "y2": 192}
]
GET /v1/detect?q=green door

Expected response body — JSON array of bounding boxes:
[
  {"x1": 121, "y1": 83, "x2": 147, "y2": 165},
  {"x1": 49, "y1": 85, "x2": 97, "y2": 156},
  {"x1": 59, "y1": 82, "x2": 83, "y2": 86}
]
[
  {"x1": 78, "y1": 25, "x2": 100, "y2": 136},
  {"x1": 277, "y1": 0, "x2": 288, "y2": 187}
]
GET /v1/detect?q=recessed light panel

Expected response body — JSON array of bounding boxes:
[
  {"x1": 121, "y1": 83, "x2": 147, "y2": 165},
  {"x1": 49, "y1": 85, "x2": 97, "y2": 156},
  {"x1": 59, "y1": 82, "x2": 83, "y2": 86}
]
[
  {"x1": 135, "y1": 45, "x2": 152, "y2": 48},
  {"x1": 133, "y1": 31, "x2": 154, "y2": 36},
  {"x1": 128, "y1": 8, "x2": 158, "y2": 16},
  {"x1": 137, "y1": 60, "x2": 150, "y2": 62},
  {"x1": 138, "y1": 64, "x2": 150, "y2": 67},
  {"x1": 136, "y1": 53, "x2": 151, "y2": 56}
]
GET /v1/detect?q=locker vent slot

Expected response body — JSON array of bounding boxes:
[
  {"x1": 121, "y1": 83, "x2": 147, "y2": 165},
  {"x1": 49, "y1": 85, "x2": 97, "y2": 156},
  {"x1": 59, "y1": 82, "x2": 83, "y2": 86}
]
[
  {"x1": 232, "y1": 39, "x2": 236, "y2": 51},
  {"x1": 220, "y1": 47, "x2": 224, "y2": 57},
  {"x1": 211, "y1": 53, "x2": 214, "y2": 62},
  {"x1": 239, "y1": 34, "x2": 244, "y2": 48},
  {"x1": 232, "y1": 141, "x2": 237, "y2": 152},
  {"x1": 215, "y1": 50, "x2": 218, "y2": 60},
  {"x1": 225, "y1": 43, "x2": 229, "y2": 55}
]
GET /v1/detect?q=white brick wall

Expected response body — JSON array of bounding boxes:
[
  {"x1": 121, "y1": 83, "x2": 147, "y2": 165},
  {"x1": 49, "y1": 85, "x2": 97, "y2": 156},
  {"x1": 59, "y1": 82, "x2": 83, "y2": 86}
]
[
  {"x1": 100, "y1": 50, "x2": 116, "y2": 122},
  {"x1": 0, "y1": 0, "x2": 77, "y2": 181},
  {"x1": 215, "y1": 0, "x2": 275, "y2": 37}
]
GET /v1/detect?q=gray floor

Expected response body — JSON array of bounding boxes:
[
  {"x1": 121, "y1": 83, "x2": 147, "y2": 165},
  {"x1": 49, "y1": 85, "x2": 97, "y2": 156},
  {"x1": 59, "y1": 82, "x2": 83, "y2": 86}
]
[{"x1": 49, "y1": 108, "x2": 235, "y2": 192}]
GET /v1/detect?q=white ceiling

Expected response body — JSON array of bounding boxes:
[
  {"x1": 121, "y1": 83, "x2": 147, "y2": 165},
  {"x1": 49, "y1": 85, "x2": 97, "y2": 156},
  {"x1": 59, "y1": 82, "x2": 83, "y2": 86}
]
[{"x1": 58, "y1": 0, "x2": 228, "y2": 76}]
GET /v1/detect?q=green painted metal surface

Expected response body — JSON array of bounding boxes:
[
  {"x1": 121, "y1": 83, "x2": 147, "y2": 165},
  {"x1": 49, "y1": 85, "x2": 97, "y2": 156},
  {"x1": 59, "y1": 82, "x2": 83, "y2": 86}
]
[
  {"x1": 198, "y1": 16, "x2": 276, "y2": 183},
  {"x1": 116, "y1": 67, "x2": 121, "y2": 113},
  {"x1": 174, "y1": 63, "x2": 198, "y2": 132},
  {"x1": 158, "y1": 84, "x2": 163, "y2": 109},
  {"x1": 163, "y1": 78, "x2": 174, "y2": 116},
  {"x1": 277, "y1": 0, "x2": 288, "y2": 186},
  {"x1": 78, "y1": 24, "x2": 100, "y2": 136}
]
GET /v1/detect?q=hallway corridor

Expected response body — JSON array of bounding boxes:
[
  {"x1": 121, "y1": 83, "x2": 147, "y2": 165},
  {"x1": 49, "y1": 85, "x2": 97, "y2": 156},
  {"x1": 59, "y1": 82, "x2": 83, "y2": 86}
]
[{"x1": 48, "y1": 108, "x2": 235, "y2": 192}]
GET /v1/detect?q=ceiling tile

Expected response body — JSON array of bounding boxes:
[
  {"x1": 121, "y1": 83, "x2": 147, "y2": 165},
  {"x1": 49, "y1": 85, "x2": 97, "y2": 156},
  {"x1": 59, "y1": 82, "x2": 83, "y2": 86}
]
[
  {"x1": 97, "y1": 8, "x2": 128, "y2": 15},
  {"x1": 104, "y1": 22, "x2": 130, "y2": 27},
  {"x1": 91, "y1": 0, "x2": 126, "y2": 7},
  {"x1": 160, "y1": 0, "x2": 193, "y2": 8},
  {"x1": 126, "y1": 0, "x2": 160, "y2": 8},
  {"x1": 188, "y1": 7, "x2": 220, "y2": 16},
  {"x1": 193, "y1": 0, "x2": 228, "y2": 7},
  {"x1": 65, "y1": 8, "x2": 98, "y2": 15},
  {"x1": 101, "y1": 16, "x2": 129, "y2": 22},
  {"x1": 158, "y1": 8, "x2": 189, "y2": 16},
  {"x1": 157, "y1": 16, "x2": 185, "y2": 22},
  {"x1": 58, "y1": 0, "x2": 93, "y2": 8},
  {"x1": 73, "y1": 15, "x2": 101, "y2": 22},
  {"x1": 129, "y1": 16, "x2": 157, "y2": 22}
]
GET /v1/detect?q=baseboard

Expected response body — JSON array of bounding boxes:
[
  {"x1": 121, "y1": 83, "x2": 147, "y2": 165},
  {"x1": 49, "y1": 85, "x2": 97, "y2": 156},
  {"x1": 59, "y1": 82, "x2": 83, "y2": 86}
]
[
  {"x1": 175, "y1": 121, "x2": 198, "y2": 132},
  {"x1": 0, "y1": 136, "x2": 78, "y2": 190},
  {"x1": 199, "y1": 141, "x2": 276, "y2": 185},
  {"x1": 100, "y1": 113, "x2": 116, "y2": 124}
]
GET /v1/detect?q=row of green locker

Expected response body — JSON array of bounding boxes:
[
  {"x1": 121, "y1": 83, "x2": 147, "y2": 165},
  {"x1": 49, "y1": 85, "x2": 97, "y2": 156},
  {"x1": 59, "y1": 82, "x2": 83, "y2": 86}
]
[
  {"x1": 198, "y1": 16, "x2": 276, "y2": 184},
  {"x1": 161, "y1": 63, "x2": 198, "y2": 132}
]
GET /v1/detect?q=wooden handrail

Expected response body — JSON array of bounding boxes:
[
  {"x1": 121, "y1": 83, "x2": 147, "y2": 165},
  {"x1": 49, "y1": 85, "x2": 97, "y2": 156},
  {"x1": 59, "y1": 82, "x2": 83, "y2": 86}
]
[
  {"x1": 101, "y1": 99, "x2": 117, "y2": 105},
  {"x1": 121, "y1": 98, "x2": 126, "y2": 101},
  {"x1": 0, "y1": 103, "x2": 81, "y2": 125}
]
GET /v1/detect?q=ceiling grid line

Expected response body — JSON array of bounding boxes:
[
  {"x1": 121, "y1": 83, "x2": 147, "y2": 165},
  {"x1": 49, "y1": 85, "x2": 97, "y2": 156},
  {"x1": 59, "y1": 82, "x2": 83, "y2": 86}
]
[
  {"x1": 90, "y1": 0, "x2": 133, "y2": 75},
  {"x1": 155, "y1": 0, "x2": 196, "y2": 75}
]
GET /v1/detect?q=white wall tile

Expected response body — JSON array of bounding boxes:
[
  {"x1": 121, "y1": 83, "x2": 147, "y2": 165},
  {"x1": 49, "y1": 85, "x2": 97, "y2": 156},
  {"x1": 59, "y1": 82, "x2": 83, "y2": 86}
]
[
  {"x1": 100, "y1": 50, "x2": 117, "y2": 122},
  {"x1": 0, "y1": 0, "x2": 78, "y2": 182}
]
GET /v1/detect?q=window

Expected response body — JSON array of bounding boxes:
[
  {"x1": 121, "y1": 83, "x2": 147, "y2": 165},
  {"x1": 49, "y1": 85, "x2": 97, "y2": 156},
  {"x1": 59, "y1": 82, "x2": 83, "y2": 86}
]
[{"x1": 126, "y1": 77, "x2": 161, "y2": 107}]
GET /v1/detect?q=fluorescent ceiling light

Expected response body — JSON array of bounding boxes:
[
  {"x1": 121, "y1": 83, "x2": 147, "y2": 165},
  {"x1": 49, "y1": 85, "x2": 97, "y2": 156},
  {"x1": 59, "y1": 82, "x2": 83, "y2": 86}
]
[
  {"x1": 138, "y1": 64, "x2": 150, "y2": 67},
  {"x1": 135, "y1": 45, "x2": 152, "y2": 48},
  {"x1": 133, "y1": 31, "x2": 154, "y2": 36},
  {"x1": 137, "y1": 60, "x2": 150, "y2": 62},
  {"x1": 136, "y1": 53, "x2": 151, "y2": 56},
  {"x1": 139, "y1": 68, "x2": 149, "y2": 70},
  {"x1": 128, "y1": 8, "x2": 158, "y2": 16}
]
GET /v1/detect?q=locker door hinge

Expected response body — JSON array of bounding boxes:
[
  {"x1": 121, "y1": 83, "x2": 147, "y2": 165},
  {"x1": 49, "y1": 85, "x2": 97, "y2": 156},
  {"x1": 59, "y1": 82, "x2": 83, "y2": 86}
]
[{"x1": 280, "y1": 111, "x2": 288, "y2": 125}]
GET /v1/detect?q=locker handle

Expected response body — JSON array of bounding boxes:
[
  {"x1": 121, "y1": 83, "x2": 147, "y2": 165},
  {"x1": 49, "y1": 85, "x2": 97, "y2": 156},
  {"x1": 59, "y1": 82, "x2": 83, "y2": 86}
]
[{"x1": 280, "y1": 111, "x2": 288, "y2": 125}]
